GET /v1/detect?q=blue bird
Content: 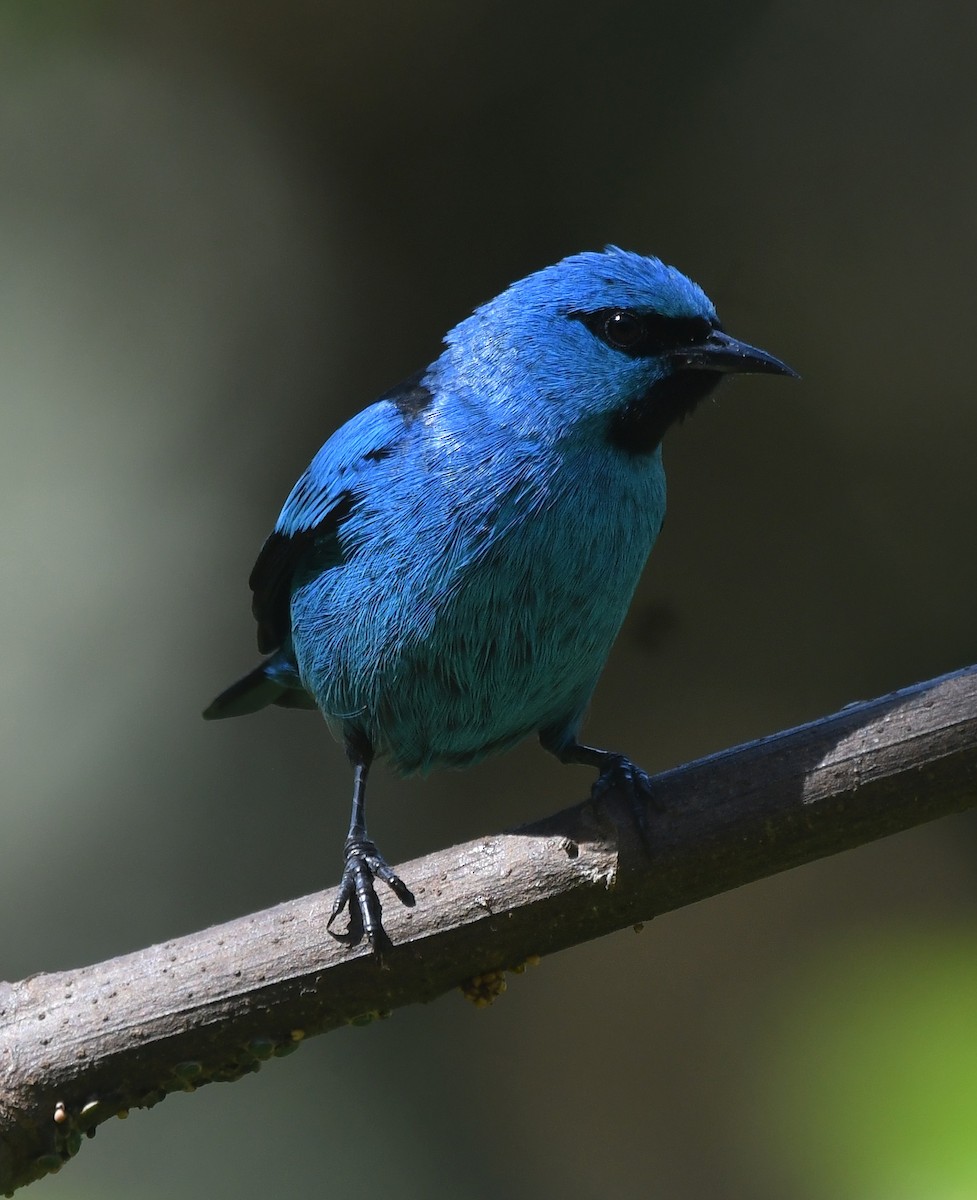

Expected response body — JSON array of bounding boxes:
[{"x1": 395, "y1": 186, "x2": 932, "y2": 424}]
[{"x1": 205, "y1": 246, "x2": 796, "y2": 952}]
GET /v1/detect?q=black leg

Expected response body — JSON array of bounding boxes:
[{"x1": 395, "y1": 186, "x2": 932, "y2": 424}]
[
  {"x1": 539, "y1": 728, "x2": 658, "y2": 836},
  {"x1": 326, "y1": 733, "x2": 415, "y2": 955}
]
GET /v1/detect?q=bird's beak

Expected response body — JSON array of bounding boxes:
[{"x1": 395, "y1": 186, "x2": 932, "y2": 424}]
[{"x1": 672, "y1": 330, "x2": 799, "y2": 379}]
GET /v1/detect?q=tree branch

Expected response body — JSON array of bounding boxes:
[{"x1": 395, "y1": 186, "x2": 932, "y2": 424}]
[{"x1": 3, "y1": 664, "x2": 977, "y2": 1193}]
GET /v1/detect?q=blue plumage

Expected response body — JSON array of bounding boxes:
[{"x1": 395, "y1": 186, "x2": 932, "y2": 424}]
[{"x1": 205, "y1": 246, "x2": 796, "y2": 951}]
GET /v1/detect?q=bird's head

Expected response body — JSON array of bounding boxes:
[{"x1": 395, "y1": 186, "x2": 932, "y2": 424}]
[{"x1": 440, "y1": 246, "x2": 797, "y2": 453}]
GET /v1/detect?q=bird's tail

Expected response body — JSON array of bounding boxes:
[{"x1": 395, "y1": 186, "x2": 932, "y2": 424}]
[{"x1": 203, "y1": 651, "x2": 316, "y2": 720}]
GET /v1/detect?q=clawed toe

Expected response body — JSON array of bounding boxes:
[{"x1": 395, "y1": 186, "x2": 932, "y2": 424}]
[
  {"x1": 591, "y1": 754, "x2": 661, "y2": 850},
  {"x1": 590, "y1": 753, "x2": 653, "y2": 803},
  {"x1": 327, "y1": 838, "x2": 415, "y2": 955}
]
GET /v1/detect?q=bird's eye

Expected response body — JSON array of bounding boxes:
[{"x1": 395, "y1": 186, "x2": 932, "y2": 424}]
[
  {"x1": 603, "y1": 310, "x2": 645, "y2": 350},
  {"x1": 570, "y1": 307, "x2": 715, "y2": 357}
]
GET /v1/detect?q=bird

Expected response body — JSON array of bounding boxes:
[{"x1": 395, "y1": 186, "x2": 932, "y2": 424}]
[{"x1": 204, "y1": 246, "x2": 797, "y2": 953}]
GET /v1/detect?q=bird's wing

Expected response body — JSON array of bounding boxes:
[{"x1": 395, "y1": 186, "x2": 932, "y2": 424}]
[{"x1": 249, "y1": 371, "x2": 432, "y2": 654}]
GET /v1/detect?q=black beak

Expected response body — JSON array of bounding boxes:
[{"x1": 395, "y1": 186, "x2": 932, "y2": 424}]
[{"x1": 672, "y1": 330, "x2": 799, "y2": 379}]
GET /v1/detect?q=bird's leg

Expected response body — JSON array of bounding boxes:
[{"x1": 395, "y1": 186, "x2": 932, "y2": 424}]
[
  {"x1": 539, "y1": 728, "x2": 660, "y2": 842},
  {"x1": 327, "y1": 733, "x2": 415, "y2": 955}
]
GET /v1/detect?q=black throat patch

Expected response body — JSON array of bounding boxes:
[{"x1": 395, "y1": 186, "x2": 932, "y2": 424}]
[{"x1": 607, "y1": 370, "x2": 723, "y2": 456}]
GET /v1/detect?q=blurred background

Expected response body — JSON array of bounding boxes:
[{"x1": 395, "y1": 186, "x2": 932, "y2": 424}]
[{"x1": 2, "y1": 2, "x2": 976, "y2": 1197}]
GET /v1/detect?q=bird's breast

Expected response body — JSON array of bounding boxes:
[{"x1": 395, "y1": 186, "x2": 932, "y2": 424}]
[{"x1": 292, "y1": 437, "x2": 667, "y2": 772}]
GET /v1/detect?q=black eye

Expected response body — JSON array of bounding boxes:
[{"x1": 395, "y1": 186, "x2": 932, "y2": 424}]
[
  {"x1": 570, "y1": 307, "x2": 717, "y2": 357},
  {"x1": 603, "y1": 309, "x2": 645, "y2": 350}
]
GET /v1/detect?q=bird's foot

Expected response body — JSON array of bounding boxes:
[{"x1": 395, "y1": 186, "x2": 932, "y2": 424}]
[
  {"x1": 591, "y1": 754, "x2": 660, "y2": 849},
  {"x1": 327, "y1": 837, "x2": 415, "y2": 956}
]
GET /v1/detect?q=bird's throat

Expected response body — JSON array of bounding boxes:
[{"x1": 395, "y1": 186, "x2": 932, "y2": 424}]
[{"x1": 606, "y1": 370, "x2": 723, "y2": 456}]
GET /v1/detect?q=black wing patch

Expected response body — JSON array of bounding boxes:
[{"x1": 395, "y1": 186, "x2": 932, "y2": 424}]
[
  {"x1": 381, "y1": 369, "x2": 434, "y2": 421},
  {"x1": 249, "y1": 492, "x2": 354, "y2": 654},
  {"x1": 247, "y1": 370, "x2": 432, "y2": 655}
]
